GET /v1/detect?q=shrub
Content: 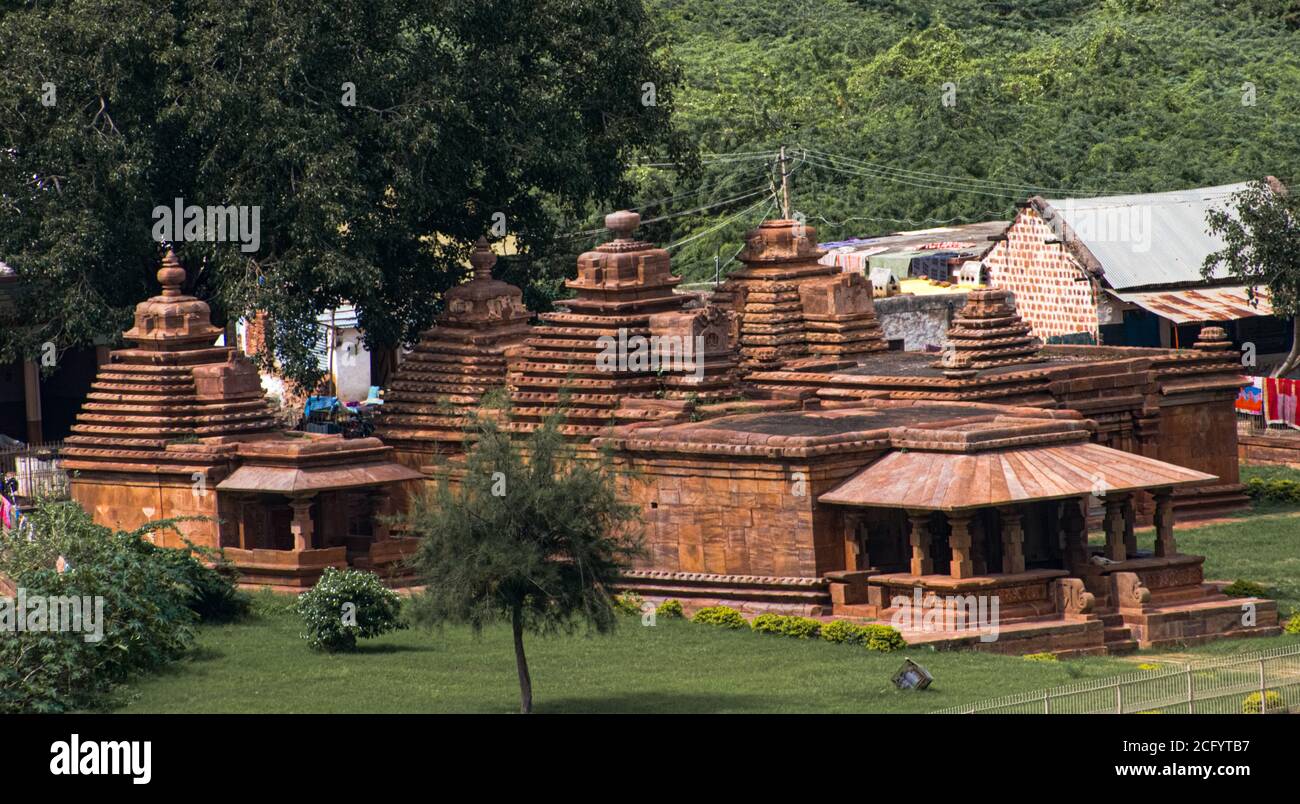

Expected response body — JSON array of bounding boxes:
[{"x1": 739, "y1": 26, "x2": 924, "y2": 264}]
[
  {"x1": 820, "y1": 619, "x2": 866, "y2": 645},
  {"x1": 612, "y1": 591, "x2": 645, "y2": 616},
  {"x1": 1222, "y1": 580, "x2": 1271, "y2": 598},
  {"x1": 656, "y1": 599, "x2": 684, "y2": 619},
  {"x1": 1137, "y1": 663, "x2": 1162, "y2": 671},
  {"x1": 1284, "y1": 613, "x2": 1300, "y2": 635},
  {"x1": 692, "y1": 605, "x2": 747, "y2": 629},
  {"x1": 751, "y1": 613, "x2": 822, "y2": 639},
  {"x1": 862, "y1": 624, "x2": 907, "y2": 652},
  {"x1": 1023, "y1": 652, "x2": 1059, "y2": 662},
  {"x1": 0, "y1": 502, "x2": 200, "y2": 713},
  {"x1": 294, "y1": 567, "x2": 407, "y2": 652},
  {"x1": 819, "y1": 620, "x2": 906, "y2": 651},
  {"x1": 148, "y1": 540, "x2": 250, "y2": 623},
  {"x1": 1244, "y1": 477, "x2": 1300, "y2": 503},
  {"x1": 1242, "y1": 690, "x2": 1283, "y2": 714}
]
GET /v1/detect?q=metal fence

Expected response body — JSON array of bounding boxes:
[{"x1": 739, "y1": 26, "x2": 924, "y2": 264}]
[
  {"x1": 934, "y1": 644, "x2": 1300, "y2": 714},
  {"x1": 0, "y1": 441, "x2": 69, "y2": 502}
]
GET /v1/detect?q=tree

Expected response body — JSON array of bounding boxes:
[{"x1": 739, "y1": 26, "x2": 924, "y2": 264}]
[
  {"x1": 403, "y1": 408, "x2": 643, "y2": 713},
  {"x1": 1203, "y1": 178, "x2": 1300, "y2": 376},
  {"x1": 0, "y1": 0, "x2": 692, "y2": 386}
]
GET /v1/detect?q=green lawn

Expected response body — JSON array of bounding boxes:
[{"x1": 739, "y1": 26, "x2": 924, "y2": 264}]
[{"x1": 112, "y1": 475, "x2": 1300, "y2": 714}]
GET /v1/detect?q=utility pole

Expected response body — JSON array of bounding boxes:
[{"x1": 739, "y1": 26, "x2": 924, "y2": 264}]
[{"x1": 778, "y1": 145, "x2": 792, "y2": 220}]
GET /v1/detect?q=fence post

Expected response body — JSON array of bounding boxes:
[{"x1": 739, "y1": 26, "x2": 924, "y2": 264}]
[
  {"x1": 1115, "y1": 680, "x2": 1123, "y2": 714},
  {"x1": 1258, "y1": 658, "x2": 1267, "y2": 714},
  {"x1": 1186, "y1": 667, "x2": 1194, "y2": 715},
  {"x1": 1043, "y1": 690, "x2": 1050, "y2": 715}
]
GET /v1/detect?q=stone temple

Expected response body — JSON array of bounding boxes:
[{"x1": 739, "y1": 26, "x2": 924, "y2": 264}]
[
  {"x1": 65, "y1": 250, "x2": 421, "y2": 589},
  {"x1": 66, "y1": 213, "x2": 1278, "y2": 653}
]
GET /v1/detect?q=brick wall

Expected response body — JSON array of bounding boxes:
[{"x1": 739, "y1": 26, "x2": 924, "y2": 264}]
[{"x1": 984, "y1": 207, "x2": 1102, "y2": 342}]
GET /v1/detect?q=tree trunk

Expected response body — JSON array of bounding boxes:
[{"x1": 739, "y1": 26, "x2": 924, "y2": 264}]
[
  {"x1": 511, "y1": 605, "x2": 533, "y2": 714},
  {"x1": 1272, "y1": 316, "x2": 1300, "y2": 378}
]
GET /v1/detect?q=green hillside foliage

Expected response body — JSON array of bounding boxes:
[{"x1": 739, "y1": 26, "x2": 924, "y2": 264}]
[{"x1": 559, "y1": 0, "x2": 1300, "y2": 284}]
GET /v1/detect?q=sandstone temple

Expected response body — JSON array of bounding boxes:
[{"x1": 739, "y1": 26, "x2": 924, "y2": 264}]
[{"x1": 67, "y1": 213, "x2": 1278, "y2": 654}]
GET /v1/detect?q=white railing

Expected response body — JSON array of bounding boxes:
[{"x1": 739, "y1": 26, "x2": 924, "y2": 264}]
[
  {"x1": 934, "y1": 644, "x2": 1300, "y2": 714},
  {"x1": 0, "y1": 441, "x2": 69, "y2": 502}
]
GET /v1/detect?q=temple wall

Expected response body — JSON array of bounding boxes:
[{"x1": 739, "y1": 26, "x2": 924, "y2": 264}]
[
  {"x1": 70, "y1": 475, "x2": 221, "y2": 549},
  {"x1": 1158, "y1": 394, "x2": 1241, "y2": 486},
  {"x1": 616, "y1": 452, "x2": 878, "y2": 579}
]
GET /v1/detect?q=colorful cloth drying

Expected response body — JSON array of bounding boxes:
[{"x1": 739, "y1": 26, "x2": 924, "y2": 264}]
[
  {"x1": 1264, "y1": 378, "x2": 1300, "y2": 428},
  {"x1": 1236, "y1": 377, "x2": 1264, "y2": 416},
  {"x1": 869, "y1": 249, "x2": 926, "y2": 280}
]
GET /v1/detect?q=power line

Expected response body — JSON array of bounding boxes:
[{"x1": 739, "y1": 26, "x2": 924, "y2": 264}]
[{"x1": 665, "y1": 193, "x2": 777, "y2": 252}]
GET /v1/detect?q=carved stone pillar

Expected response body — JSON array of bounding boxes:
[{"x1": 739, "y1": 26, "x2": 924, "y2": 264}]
[
  {"x1": 370, "y1": 487, "x2": 393, "y2": 543},
  {"x1": 1103, "y1": 495, "x2": 1126, "y2": 562},
  {"x1": 998, "y1": 506, "x2": 1026, "y2": 574},
  {"x1": 237, "y1": 495, "x2": 255, "y2": 550},
  {"x1": 289, "y1": 495, "x2": 315, "y2": 552},
  {"x1": 1061, "y1": 496, "x2": 1088, "y2": 572},
  {"x1": 1153, "y1": 488, "x2": 1177, "y2": 557},
  {"x1": 948, "y1": 512, "x2": 974, "y2": 579},
  {"x1": 907, "y1": 510, "x2": 933, "y2": 576}
]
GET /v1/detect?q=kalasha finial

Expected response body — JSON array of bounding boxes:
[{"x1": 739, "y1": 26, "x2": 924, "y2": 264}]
[
  {"x1": 605, "y1": 210, "x2": 640, "y2": 240},
  {"x1": 469, "y1": 237, "x2": 496, "y2": 280},
  {"x1": 157, "y1": 248, "x2": 186, "y2": 296}
]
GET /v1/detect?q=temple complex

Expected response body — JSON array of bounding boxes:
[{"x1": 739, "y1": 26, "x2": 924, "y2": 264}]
[
  {"x1": 64, "y1": 251, "x2": 422, "y2": 589},
  {"x1": 505, "y1": 211, "x2": 740, "y2": 438},
  {"x1": 596, "y1": 399, "x2": 1278, "y2": 653},
  {"x1": 59, "y1": 212, "x2": 1274, "y2": 655}
]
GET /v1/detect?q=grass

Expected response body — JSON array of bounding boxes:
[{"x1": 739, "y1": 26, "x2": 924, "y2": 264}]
[
  {"x1": 116, "y1": 594, "x2": 1142, "y2": 714},
  {"x1": 112, "y1": 469, "x2": 1300, "y2": 714}
]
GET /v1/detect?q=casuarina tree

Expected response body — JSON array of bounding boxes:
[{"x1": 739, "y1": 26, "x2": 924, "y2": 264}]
[
  {"x1": 1203, "y1": 178, "x2": 1300, "y2": 376},
  {"x1": 404, "y1": 407, "x2": 643, "y2": 713}
]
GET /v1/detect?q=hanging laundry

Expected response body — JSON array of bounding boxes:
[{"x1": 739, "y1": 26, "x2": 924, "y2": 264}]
[
  {"x1": 917, "y1": 241, "x2": 977, "y2": 251},
  {"x1": 869, "y1": 249, "x2": 925, "y2": 280},
  {"x1": 1264, "y1": 378, "x2": 1300, "y2": 428},
  {"x1": 1235, "y1": 377, "x2": 1264, "y2": 416},
  {"x1": 0, "y1": 494, "x2": 12, "y2": 529}
]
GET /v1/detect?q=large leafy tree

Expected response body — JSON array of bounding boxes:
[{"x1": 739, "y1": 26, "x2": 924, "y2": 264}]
[
  {"x1": 1203, "y1": 178, "x2": 1300, "y2": 375},
  {"x1": 404, "y1": 407, "x2": 643, "y2": 714},
  {"x1": 0, "y1": 0, "x2": 691, "y2": 385}
]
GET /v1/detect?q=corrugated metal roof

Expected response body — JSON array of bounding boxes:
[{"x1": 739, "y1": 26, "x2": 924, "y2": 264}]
[
  {"x1": 1043, "y1": 182, "x2": 1251, "y2": 290},
  {"x1": 1111, "y1": 286, "x2": 1272, "y2": 324}
]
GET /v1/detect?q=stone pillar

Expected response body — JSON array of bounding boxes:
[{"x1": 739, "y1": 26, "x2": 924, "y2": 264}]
[
  {"x1": 1122, "y1": 493, "x2": 1137, "y2": 557},
  {"x1": 969, "y1": 515, "x2": 987, "y2": 575},
  {"x1": 289, "y1": 495, "x2": 315, "y2": 552},
  {"x1": 370, "y1": 487, "x2": 393, "y2": 543},
  {"x1": 1153, "y1": 488, "x2": 1176, "y2": 557},
  {"x1": 23, "y1": 360, "x2": 42, "y2": 444},
  {"x1": 907, "y1": 510, "x2": 933, "y2": 576},
  {"x1": 1103, "y1": 496, "x2": 1126, "y2": 562},
  {"x1": 948, "y1": 512, "x2": 974, "y2": 579},
  {"x1": 998, "y1": 506, "x2": 1026, "y2": 574},
  {"x1": 1061, "y1": 496, "x2": 1088, "y2": 572},
  {"x1": 237, "y1": 496, "x2": 255, "y2": 550}
]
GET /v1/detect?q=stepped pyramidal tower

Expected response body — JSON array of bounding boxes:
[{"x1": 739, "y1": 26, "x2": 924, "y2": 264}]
[
  {"x1": 375, "y1": 238, "x2": 532, "y2": 464},
  {"x1": 507, "y1": 211, "x2": 739, "y2": 437},
  {"x1": 711, "y1": 219, "x2": 886, "y2": 373},
  {"x1": 64, "y1": 249, "x2": 420, "y2": 587},
  {"x1": 933, "y1": 288, "x2": 1046, "y2": 375}
]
